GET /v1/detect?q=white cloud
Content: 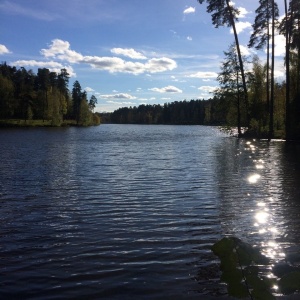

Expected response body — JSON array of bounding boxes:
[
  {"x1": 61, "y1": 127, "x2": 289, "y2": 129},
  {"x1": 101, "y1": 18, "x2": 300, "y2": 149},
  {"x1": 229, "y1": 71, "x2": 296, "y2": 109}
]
[
  {"x1": 239, "y1": 45, "x2": 251, "y2": 56},
  {"x1": 111, "y1": 48, "x2": 147, "y2": 60},
  {"x1": 187, "y1": 71, "x2": 218, "y2": 79},
  {"x1": 183, "y1": 7, "x2": 195, "y2": 14},
  {"x1": 145, "y1": 57, "x2": 177, "y2": 73},
  {"x1": 13, "y1": 60, "x2": 63, "y2": 68},
  {"x1": 237, "y1": 7, "x2": 249, "y2": 18},
  {"x1": 187, "y1": 36, "x2": 193, "y2": 41},
  {"x1": 171, "y1": 75, "x2": 179, "y2": 82},
  {"x1": 12, "y1": 59, "x2": 76, "y2": 77},
  {"x1": 260, "y1": 32, "x2": 286, "y2": 57},
  {"x1": 0, "y1": 44, "x2": 10, "y2": 54},
  {"x1": 274, "y1": 69, "x2": 285, "y2": 78},
  {"x1": 274, "y1": 34, "x2": 286, "y2": 56},
  {"x1": 231, "y1": 21, "x2": 252, "y2": 34},
  {"x1": 41, "y1": 39, "x2": 83, "y2": 63},
  {"x1": 198, "y1": 86, "x2": 216, "y2": 93},
  {"x1": 149, "y1": 85, "x2": 183, "y2": 93},
  {"x1": 198, "y1": 85, "x2": 215, "y2": 99},
  {"x1": 84, "y1": 87, "x2": 95, "y2": 93},
  {"x1": 106, "y1": 100, "x2": 136, "y2": 106},
  {"x1": 83, "y1": 55, "x2": 144, "y2": 74},
  {"x1": 100, "y1": 93, "x2": 137, "y2": 100},
  {"x1": 40, "y1": 39, "x2": 177, "y2": 75}
]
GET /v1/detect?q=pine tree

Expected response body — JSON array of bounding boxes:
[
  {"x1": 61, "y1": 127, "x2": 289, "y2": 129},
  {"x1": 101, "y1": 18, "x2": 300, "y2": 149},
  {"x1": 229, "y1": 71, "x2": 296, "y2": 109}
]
[{"x1": 197, "y1": 0, "x2": 249, "y2": 125}]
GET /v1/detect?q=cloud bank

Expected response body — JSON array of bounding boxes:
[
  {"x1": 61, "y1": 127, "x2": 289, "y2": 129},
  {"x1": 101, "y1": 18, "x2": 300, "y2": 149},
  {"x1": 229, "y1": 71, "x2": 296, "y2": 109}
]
[
  {"x1": 11, "y1": 39, "x2": 177, "y2": 76},
  {"x1": 39, "y1": 39, "x2": 177, "y2": 75},
  {"x1": 186, "y1": 71, "x2": 218, "y2": 79},
  {"x1": 149, "y1": 86, "x2": 183, "y2": 93},
  {"x1": 110, "y1": 48, "x2": 147, "y2": 60}
]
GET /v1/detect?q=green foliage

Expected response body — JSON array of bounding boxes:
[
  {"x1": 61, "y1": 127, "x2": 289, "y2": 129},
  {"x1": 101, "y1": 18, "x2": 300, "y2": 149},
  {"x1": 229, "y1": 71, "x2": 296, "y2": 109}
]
[
  {"x1": 0, "y1": 73, "x2": 15, "y2": 118},
  {"x1": 212, "y1": 237, "x2": 275, "y2": 299},
  {"x1": 92, "y1": 113, "x2": 101, "y2": 125},
  {"x1": 0, "y1": 63, "x2": 99, "y2": 127},
  {"x1": 27, "y1": 106, "x2": 33, "y2": 121},
  {"x1": 197, "y1": 0, "x2": 239, "y2": 28},
  {"x1": 79, "y1": 98, "x2": 92, "y2": 126},
  {"x1": 213, "y1": 237, "x2": 300, "y2": 298},
  {"x1": 248, "y1": 0, "x2": 279, "y2": 50},
  {"x1": 89, "y1": 95, "x2": 97, "y2": 112},
  {"x1": 110, "y1": 100, "x2": 212, "y2": 125}
]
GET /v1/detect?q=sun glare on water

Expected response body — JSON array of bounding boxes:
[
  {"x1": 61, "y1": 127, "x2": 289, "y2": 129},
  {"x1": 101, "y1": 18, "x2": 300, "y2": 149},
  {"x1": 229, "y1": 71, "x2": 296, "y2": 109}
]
[{"x1": 248, "y1": 174, "x2": 261, "y2": 183}]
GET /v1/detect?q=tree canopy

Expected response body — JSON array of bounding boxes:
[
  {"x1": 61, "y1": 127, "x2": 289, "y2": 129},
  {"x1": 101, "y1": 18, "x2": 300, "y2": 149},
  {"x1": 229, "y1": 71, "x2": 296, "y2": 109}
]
[{"x1": 0, "y1": 63, "x2": 100, "y2": 126}]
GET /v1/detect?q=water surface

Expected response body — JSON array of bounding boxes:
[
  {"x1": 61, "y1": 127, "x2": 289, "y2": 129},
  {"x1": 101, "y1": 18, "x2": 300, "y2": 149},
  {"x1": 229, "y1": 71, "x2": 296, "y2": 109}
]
[{"x1": 1, "y1": 125, "x2": 300, "y2": 299}]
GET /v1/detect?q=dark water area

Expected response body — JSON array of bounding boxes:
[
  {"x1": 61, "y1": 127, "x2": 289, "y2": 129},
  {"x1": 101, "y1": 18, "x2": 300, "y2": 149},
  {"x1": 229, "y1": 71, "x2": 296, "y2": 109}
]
[{"x1": 1, "y1": 125, "x2": 300, "y2": 299}]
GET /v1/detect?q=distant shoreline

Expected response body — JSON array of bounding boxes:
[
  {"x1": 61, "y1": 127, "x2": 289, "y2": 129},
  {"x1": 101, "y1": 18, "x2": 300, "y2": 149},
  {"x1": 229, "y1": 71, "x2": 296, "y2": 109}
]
[{"x1": 0, "y1": 119, "x2": 100, "y2": 128}]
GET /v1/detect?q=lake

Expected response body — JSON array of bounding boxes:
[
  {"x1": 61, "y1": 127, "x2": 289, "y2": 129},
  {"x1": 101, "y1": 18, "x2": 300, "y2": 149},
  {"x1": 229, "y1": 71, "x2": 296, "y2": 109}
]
[{"x1": 1, "y1": 125, "x2": 300, "y2": 299}]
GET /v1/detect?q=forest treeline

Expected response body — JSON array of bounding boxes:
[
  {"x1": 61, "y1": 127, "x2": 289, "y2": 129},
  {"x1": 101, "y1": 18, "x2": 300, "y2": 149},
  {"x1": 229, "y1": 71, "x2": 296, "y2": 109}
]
[
  {"x1": 108, "y1": 98, "x2": 242, "y2": 126},
  {"x1": 0, "y1": 63, "x2": 100, "y2": 126}
]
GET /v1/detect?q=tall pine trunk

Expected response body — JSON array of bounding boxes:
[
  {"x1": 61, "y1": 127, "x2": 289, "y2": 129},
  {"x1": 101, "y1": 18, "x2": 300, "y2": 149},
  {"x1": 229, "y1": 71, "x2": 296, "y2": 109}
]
[
  {"x1": 269, "y1": 0, "x2": 275, "y2": 140},
  {"x1": 226, "y1": 0, "x2": 249, "y2": 126},
  {"x1": 266, "y1": 4, "x2": 270, "y2": 125},
  {"x1": 284, "y1": 0, "x2": 291, "y2": 140},
  {"x1": 237, "y1": 71, "x2": 242, "y2": 137},
  {"x1": 297, "y1": 17, "x2": 300, "y2": 120}
]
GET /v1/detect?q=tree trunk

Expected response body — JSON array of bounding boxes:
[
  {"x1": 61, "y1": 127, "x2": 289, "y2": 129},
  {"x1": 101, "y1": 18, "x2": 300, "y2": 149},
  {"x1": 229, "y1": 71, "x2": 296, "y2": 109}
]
[
  {"x1": 226, "y1": 0, "x2": 249, "y2": 126},
  {"x1": 269, "y1": 0, "x2": 275, "y2": 140},
  {"x1": 266, "y1": 4, "x2": 270, "y2": 126},
  {"x1": 237, "y1": 72, "x2": 242, "y2": 137},
  {"x1": 297, "y1": 17, "x2": 300, "y2": 119},
  {"x1": 284, "y1": 0, "x2": 291, "y2": 140}
]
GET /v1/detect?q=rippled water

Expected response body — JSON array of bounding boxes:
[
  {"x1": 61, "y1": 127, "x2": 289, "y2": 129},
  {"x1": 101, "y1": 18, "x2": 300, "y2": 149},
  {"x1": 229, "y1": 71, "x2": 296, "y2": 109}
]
[{"x1": 1, "y1": 125, "x2": 300, "y2": 299}]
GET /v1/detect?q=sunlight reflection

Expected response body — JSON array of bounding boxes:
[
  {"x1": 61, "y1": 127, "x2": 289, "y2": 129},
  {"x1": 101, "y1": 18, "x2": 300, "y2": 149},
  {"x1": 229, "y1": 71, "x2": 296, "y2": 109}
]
[
  {"x1": 269, "y1": 227, "x2": 278, "y2": 233},
  {"x1": 268, "y1": 241, "x2": 278, "y2": 248},
  {"x1": 255, "y1": 211, "x2": 269, "y2": 224},
  {"x1": 255, "y1": 164, "x2": 264, "y2": 169},
  {"x1": 248, "y1": 174, "x2": 261, "y2": 183}
]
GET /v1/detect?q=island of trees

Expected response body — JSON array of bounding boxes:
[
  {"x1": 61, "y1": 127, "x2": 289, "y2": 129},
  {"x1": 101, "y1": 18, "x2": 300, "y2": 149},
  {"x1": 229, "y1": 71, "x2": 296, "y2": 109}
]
[{"x1": 0, "y1": 63, "x2": 100, "y2": 127}]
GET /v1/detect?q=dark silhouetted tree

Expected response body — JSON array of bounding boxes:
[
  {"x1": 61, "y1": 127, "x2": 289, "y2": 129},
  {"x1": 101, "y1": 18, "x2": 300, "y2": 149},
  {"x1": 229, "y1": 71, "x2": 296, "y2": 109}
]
[{"x1": 197, "y1": 0, "x2": 249, "y2": 125}]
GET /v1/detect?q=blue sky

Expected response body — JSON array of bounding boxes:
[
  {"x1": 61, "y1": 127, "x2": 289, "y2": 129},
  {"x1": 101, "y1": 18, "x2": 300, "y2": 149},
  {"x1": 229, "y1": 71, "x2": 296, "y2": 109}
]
[{"x1": 0, "y1": 0, "x2": 286, "y2": 112}]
